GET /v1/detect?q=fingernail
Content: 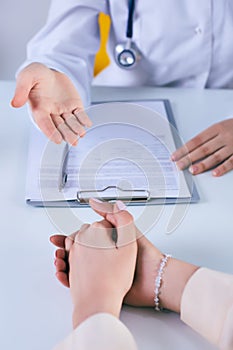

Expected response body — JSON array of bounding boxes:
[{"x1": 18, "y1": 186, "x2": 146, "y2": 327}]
[
  {"x1": 116, "y1": 200, "x2": 127, "y2": 211},
  {"x1": 54, "y1": 137, "x2": 63, "y2": 144},
  {"x1": 72, "y1": 140, "x2": 78, "y2": 146},
  {"x1": 79, "y1": 131, "x2": 86, "y2": 138},
  {"x1": 170, "y1": 154, "x2": 176, "y2": 161},
  {"x1": 212, "y1": 169, "x2": 219, "y2": 177},
  {"x1": 189, "y1": 165, "x2": 198, "y2": 174},
  {"x1": 90, "y1": 197, "x2": 103, "y2": 203}
]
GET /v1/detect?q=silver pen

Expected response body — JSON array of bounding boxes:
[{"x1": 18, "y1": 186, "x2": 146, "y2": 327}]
[{"x1": 58, "y1": 143, "x2": 69, "y2": 191}]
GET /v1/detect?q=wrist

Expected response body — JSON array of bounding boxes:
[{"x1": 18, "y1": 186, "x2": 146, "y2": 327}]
[
  {"x1": 124, "y1": 241, "x2": 164, "y2": 307},
  {"x1": 72, "y1": 294, "x2": 123, "y2": 329},
  {"x1": 158, "y1": 258, "x2": 199, "y2": 313}
]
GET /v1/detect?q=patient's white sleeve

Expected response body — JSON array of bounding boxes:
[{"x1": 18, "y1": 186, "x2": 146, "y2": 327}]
[
  {"x1": 53, "y1": 313, "x2": 138, "y2": 350},
  {"x1": 181, "y1": 267, "x2": 233, "y2": 350}
]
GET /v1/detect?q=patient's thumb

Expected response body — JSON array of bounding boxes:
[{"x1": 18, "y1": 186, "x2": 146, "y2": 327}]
[
  {"x1": 89, "y1": 198, "x2": 114, "y2": 219},
  {"x1": 89, "y1": 198, "x2": 130, "y2": 227}
]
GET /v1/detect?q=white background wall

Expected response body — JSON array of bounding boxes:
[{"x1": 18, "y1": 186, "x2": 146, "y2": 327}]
[{"x1": 0, "y1": 0, "x2": 51, "y2": 79}]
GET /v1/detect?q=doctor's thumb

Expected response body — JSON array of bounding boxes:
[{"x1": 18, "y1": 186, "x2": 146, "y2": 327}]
[{"x1": 11, "y1": 71, "x2": 34, "y2": 108}]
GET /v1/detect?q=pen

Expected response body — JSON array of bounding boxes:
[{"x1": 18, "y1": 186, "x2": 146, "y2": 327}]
[
  {"x1": 111, "y1": 227, "x2": 118, "y2": 249},
  {"x1": 58, "y1": 143, "x2": 69, "y2": 191}
]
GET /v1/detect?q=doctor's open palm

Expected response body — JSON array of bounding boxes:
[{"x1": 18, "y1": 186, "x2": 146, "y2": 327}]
[{"x1": 11, "y1": 63, "x2": 92, "y2": 145}]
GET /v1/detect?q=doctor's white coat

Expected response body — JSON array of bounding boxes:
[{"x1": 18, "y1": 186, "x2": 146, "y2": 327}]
[{"x1": 21, "y1": 0, "x2": 233, "y2": 106}]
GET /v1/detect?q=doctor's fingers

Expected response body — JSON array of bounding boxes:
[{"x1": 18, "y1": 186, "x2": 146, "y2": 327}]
[
  {"x1": 171, "y1": 123, "x2": 221, "y2": 162},
  {"x1": 189, "y1": 146, "x2": 233, "y2": 176},
  {"x1": 175, "y1": 135, "x2": 223, "y2": 170},
  {"x1": 52, "y1": 115, "x2": 80, "y2": 146},
  {"x1": 52, "y1": 112, "x2": 91, "y2": 145},
  {"x1": 212, "y1": 154, "x2": 233, "y2": 177},
  {"x1": 32, "y1": 109, "x2": 63, "y2": 144},
  {"x1": 172, "y1": 119, "x2": 233, "y2": 162},
  {"x1": 73, "y1": 109, "x2": 93, "y2": 128},
  {"x1": 61, "y1": 112, "x2": 87, "y2": 137}
]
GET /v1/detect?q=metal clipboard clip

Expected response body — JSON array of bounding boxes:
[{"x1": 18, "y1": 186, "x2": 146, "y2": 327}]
[{"x1": 77, "y1": 185, "x2": 151, "y2": 204}]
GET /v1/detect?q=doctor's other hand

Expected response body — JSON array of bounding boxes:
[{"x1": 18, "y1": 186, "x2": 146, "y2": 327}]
[
  {"x1": 171, "y1": 118, "x2": 233, "y2": 177},
  {"x1": 11, "y1": 62, "x2": 92, "y2": 145},
  {"x1": 50, "y1": 202, "x2": 137, "y2": 328}
]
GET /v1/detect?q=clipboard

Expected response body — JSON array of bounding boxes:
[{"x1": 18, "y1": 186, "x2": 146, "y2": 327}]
[
  {"x1": 26, "y1": 99, "x2": 199, "y2": 207},
  {"x1": 77, "y1": 186, "x2": 151, "y2": 204}
]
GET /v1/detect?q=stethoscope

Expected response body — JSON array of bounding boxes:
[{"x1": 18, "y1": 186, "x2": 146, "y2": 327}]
[{"x1": 114, "y1": 0, "x2": 141, "y2": 69}]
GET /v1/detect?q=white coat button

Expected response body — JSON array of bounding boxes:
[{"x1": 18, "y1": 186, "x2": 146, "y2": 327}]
[{"x1": 195, "y1": 26, "x2": 202, "y2": 35}]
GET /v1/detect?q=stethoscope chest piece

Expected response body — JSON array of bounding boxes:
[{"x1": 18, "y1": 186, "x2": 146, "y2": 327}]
[{"x1": 115, "y1": 40, "x2": 141, "y2": 69}]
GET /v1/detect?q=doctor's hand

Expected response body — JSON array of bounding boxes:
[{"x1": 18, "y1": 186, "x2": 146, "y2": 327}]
[
  {"x1": 11, "y1": 63, "x2": 92, "y2": 145},
  {"x1": 50, "y1": 201, "x2": 137, "y2": 328},
  {"x1": 171, "y1": 119, "x2": 233, "y2": 177}
]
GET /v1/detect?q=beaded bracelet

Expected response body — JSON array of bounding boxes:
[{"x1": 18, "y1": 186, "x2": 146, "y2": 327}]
[{"x1": 154, "y1": 254, "x2": 172, "y2": 311}]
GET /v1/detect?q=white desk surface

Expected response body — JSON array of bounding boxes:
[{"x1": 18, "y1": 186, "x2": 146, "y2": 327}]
[{"x1": 0, "y1": 81, "x2": 233, "y2": 350}]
